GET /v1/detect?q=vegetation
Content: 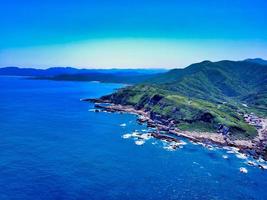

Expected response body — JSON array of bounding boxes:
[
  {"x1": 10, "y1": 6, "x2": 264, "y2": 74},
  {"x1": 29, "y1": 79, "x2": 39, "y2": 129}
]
[
  {"x1": 34, "y1": 73, "x2": 158, "y2": 84},
  {"x1": 102, "y1": 60, "x2": 267, "y2": 138}
]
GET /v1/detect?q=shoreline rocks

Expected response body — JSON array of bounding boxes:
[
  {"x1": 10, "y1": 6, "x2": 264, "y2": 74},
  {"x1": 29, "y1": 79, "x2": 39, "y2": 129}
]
[{"x1": 86, "y1": 98, "x2": 267, "y2": 162}]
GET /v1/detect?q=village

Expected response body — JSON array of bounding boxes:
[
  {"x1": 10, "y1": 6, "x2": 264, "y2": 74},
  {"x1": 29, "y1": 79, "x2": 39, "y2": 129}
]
[{"x1": 244, "y1": 113, "x2": 263, "y2": 129}]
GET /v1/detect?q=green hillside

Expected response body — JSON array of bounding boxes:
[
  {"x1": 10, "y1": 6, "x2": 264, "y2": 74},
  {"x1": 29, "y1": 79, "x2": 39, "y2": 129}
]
[
  {"x1": 146, "y1": 60, "x2": 267, "y2": 114},
  {"x1": 100, "y1": 60, "x2": 267, "y2": 138}
]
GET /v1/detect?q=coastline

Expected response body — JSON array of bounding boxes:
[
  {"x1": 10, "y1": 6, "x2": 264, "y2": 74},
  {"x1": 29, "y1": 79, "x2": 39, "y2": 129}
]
[{"x1": 83, "y1": 98, "x2": 267, "y2": 162}]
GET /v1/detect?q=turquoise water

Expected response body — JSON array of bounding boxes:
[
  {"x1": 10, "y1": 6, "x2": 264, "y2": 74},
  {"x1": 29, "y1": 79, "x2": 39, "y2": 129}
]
[{"x1": 0, "y1": 76, "x2": 267, "y2": 200}]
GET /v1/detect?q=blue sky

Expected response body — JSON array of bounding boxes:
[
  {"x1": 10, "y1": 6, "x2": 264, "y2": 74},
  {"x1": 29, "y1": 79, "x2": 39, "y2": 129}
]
[{"x1": 0, "y1": 0, "x2": 267, "y2": 68}]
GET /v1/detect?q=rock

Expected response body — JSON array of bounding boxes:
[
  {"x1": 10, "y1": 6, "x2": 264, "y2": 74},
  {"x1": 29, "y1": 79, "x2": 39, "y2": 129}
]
[
  {"x1": 147, "y1": 121, "x2": 156, "y2": 128},
  {"x1": 247, "y1": 161, "x2": 256, "y2": 166},
  {"x1": 258, "y1": 164, "x2": 267, "y2": 170},
  {"x1": 135, "y1": 140, "x2": 145, "y2": 145},
  {"x1": 122, "y1": 134, "x2": 132, "y2": 139},
  {"x1": 239, "y1": 167, "x2": 248, "y2": 173},
  {"x1": 82, "y1": 98, "x2": 109, "y2": 103},
  {"x1": 200, "y1": 112, "x2": 214, "y2": 123},
  {"x1": 151, "y1": 132, "x2": 180, "y2": 143}
]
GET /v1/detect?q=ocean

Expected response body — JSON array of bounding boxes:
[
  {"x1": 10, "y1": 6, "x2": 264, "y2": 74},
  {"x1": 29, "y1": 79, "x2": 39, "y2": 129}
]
[{"x1": 0, "y1": 76, "x2": 267, "y2": 200}]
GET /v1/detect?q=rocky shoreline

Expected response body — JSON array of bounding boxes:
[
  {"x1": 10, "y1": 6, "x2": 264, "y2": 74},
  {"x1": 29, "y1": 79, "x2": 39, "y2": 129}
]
[{"x1": 83, "y1": 98, "x2": 267, "y2": 162}]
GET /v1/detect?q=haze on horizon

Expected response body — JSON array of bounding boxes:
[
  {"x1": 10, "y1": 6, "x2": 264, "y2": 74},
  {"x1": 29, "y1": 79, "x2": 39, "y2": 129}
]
[{"x1": 0, "y1": 0, "x2": 267, "y2": 69}]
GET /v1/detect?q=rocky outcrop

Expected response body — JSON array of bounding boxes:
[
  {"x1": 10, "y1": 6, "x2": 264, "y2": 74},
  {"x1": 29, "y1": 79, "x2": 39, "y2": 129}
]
[{"x1": 199, "y1": 112, "x2": 214, "y2": 123}]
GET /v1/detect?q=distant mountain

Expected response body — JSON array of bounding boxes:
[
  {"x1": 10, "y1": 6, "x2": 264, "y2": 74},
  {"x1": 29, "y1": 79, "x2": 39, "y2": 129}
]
[
  {"x1": 0, "y1": 66, "x2": 166, "y2": 77},
  {"x1": 100, "y1": 60, "x2": 267, "y2": 138},
  {"x1": 0, "y1": 67, "x2": 166, "y2": 84},
  {"x1": 34, "y1": 73, "x2": 158, "y2": 84},
  {"x1": 244, "y1": 58, "x2": 267, "y2": 65},
  {"x1": 0, "y1": 67, "x2": 80, "y2": 76},
  {"x1": 146, "y1": 60, "x2": 267, "y2": 104}
]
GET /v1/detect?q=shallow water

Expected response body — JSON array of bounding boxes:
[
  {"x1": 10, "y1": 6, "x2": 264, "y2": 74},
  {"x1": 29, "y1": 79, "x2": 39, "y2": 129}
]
[{"x1": 0, "y1": 77, "x2": 267, "y2": 200}]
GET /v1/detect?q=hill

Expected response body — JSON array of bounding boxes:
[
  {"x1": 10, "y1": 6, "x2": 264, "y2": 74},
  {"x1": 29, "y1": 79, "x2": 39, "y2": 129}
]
[
  {"x1": 100, "y1": 60, "x2": 267, "y2": 138},
  {"x1": 146, "y1": 60, "x2": 267, "y2": 113},
  {"x1": 244, "y1": 58, "x2": 267, "y2": 65},
  {"x1": 0, "y1": 67, "x2": 166, "y2": 84},
  {"x1": 34, "y1": 73, "x2": 157, "y2": 84},
  {"x1": 0, "y1": 67, "x2": 81, "y2": 76},
  {"x1": 0, "y1": 66, "x2": 165, "y2": 76}
]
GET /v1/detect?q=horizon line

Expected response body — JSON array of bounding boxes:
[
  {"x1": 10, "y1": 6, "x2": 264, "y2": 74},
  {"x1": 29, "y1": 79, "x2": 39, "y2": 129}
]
[{"x1": 0, "y1": 57, "x2": 266, "y2": 70}]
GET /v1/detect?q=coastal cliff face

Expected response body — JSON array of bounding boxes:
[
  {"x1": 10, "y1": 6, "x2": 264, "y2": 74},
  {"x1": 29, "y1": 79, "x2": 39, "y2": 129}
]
[{"x1": 100, "y1": 60, "x2": 267, "y2": 139}]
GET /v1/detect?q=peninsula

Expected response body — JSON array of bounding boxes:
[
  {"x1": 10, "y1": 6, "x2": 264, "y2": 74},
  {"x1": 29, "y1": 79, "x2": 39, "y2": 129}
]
[{"x1": 85, "y1": 59, "x2": 267, "y2": 160}]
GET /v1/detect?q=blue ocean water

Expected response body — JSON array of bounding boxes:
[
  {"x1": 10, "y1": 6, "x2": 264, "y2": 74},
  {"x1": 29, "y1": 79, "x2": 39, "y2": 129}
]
[{"x1": 0, "y1": 76, "x2": 267, "y2": 200}]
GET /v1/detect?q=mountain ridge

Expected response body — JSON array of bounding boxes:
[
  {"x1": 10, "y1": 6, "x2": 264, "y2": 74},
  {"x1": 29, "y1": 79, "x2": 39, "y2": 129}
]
[
  {"x1": 145, "y1": 60, "x2": 267, "y2": 106},
  {"x1": 0, "y1": 66, "x2": 166, "y2": 76},
  {"x1": 99, "y1": 59, "x2": 267, "y2": 138},
  {"x1": 0, "y1": 67, "x2": 166, "y2": 84}
]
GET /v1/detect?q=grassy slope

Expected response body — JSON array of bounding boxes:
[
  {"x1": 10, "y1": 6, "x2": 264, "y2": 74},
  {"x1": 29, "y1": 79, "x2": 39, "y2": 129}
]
[
  {"x1": 147, "y1": 60, "x2": 267, "y2": 116},
  {"x1": 101, "y1": 60, "x2": 267, "y2": 139},
  {"x1": 102, "y1": 85, "x2": 257, "y2": 138}
]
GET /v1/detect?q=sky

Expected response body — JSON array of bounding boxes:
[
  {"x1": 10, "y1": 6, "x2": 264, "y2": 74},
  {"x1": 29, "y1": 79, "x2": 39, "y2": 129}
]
[{"x1": 0, "y1": 0, "x2": 267, "y2": 68}]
